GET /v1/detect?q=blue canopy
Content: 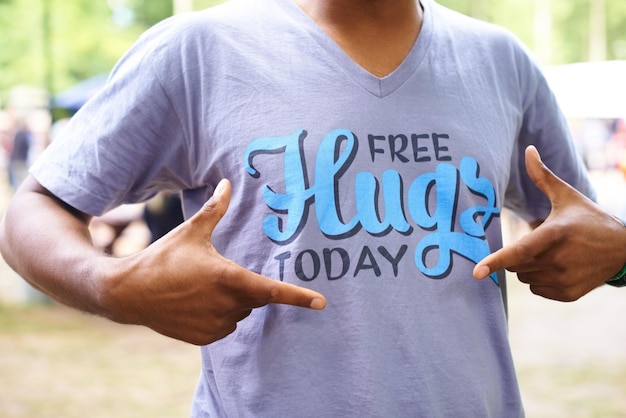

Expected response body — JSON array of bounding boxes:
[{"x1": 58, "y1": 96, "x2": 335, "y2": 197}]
[{"x1": 51, "y1": 74, "x2": 108, "y2": 111}]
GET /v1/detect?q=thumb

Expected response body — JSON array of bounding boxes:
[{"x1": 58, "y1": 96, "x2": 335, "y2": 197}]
[
  {"x1": 186, "y1": 179, "x2": 232, "y2": 240},
  {"x1": 524, "y1": 145, "x2": 573, "y2": 204}
]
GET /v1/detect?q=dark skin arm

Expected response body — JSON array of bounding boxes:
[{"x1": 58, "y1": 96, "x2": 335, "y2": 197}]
[
  {"x1": 0, "y1": 176, "x2": 326, "y2": 345},
  {"x1": 474, "y1": 146, "x2": 626, "y2": 301}
]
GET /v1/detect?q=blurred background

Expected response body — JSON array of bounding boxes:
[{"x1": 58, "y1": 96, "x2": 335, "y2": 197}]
[{"x1": 0, "y1": 0, "x2": 625, "y2": 417}]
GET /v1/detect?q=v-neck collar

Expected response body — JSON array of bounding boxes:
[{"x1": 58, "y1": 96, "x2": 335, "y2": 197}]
[{"x1": 273, "y1": 0, "x2": 433, "y2": 98}]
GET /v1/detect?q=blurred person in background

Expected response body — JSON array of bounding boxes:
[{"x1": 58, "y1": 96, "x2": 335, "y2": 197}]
[
  {"x1": 142, "y1": 192, "x2": 184, "y2": 244},
  {"x1": 89, "y1": 203, "x2": 147, "y2": 255},
  {"x1": 7, "y1": 117, "x2": 34, "y2": 190},
  {"x1": 0, "y1": 111, "x2": 15, "y2": 164},
  {"x1": 609, "y1": 118, "x2": 626, "y2": 175},
  {"x1": 0, "y1": 0, "x2": 603, "y2": 416},
  {"x1": 5, "y1": 110, "x2": 51, "y2": 191}
]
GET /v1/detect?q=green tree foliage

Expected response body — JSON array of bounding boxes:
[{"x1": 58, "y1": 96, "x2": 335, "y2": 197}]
[
  {"x1": 0, "y1": 0, "x2": 177, "y2": 100},
  {"x1": 0, "y1": 0, "x2": 231, "y2": 103},
  {"x1": 0, "y1": 0, "x2": 624, "y2": 103},
  {"x1": 439, "y1": 0, "x2": 626, "y2": 64},
  {"x1": 131, "y1": 0, "x2": 173, "y2": 27},
  {"x1": 606, "y1": 0, "x2": 626, "y2": 59}
]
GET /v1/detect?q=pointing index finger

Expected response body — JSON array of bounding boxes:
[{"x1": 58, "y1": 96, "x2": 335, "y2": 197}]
[
  {"x1": 473, "y1": 245, "x2": 522, "y2": 280},
  {"x1": 233, "y1": 266, "x2": 326, "y2": 310},
  {"x1": 473, "y1": 229, "x2": 551, "y2": 280},
  {"x1": 255, "y1": 274, "x2": 327, "y2": 310}
]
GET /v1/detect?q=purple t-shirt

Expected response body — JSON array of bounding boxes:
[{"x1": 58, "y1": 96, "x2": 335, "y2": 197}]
[{"x1": 31, "y1": 0, "x2": 594, "y2": 416}]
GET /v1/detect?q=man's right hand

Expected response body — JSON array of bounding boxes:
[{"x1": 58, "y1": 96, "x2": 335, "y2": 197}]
[
  {"x1": 473, "y1": 146, "x2": 626, "y2": 302},
  {"x1": 0, "y1": 176, "x2": 326, "y2": 346},
  {"x1": 102, "y1": 179, "x2": 327, "y2": 345}
]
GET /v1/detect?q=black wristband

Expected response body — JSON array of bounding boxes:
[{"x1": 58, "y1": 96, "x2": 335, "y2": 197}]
[
  {"x1": 606, "y1": 217, "x2": 626, "y2": 287},
  {"x1": 607, "y1": 264, "x2": 626, "y2": 287}
]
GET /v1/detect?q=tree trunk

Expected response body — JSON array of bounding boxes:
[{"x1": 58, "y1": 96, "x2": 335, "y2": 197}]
[
  {"x1": 173, "y1": 0, "x2": 193, "y2": 14},
  {"x1": 589, "y1": 0, "x2": 607, "y2": 61},
  {"x1": 533, "y1": 0, "x2": 553, "y2": 64}
]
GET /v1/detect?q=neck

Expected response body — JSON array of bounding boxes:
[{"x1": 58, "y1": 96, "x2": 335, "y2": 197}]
[
  {"x1": 295, "y1": 0, "x2": 422, "y2": 26},
  {"x1": 294, "y1": 0, "x2": 424, "y2": 77}
]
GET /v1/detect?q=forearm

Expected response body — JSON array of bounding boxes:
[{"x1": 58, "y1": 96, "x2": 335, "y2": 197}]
[{"x1": 0, "y1": 176, "x2": 113, "y2": 317}]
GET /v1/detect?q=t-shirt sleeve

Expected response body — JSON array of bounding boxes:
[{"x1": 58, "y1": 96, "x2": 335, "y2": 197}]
[
  {"x1": 503, "y1": 44, "x2": 595, "y2": 222},
  {"x1": 30, "y1": 18, "x2": 195, "y2": 216}
]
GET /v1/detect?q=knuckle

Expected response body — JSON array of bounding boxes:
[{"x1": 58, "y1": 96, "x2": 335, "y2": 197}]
[
  {"x1": 513, "y1": 242, "x2": 532, "y2": 262},
  {"x1": 516, "y1": 272, "x2": 530, "y2": 284},
  {"x1": 542, "y1": 222, "x2": 568, "y2": 244},
  {"x1": 212, "y1": 262, "x2": 239, "y2": 289},
  {"x1": 558, "y1": 287, "x2": 582, "y2": 302},
  {"x1": 200, "y1": 196, "x2": 226, "y2": 218},
  {"x1": 193, "y1": 322, "x2": 237, "y2": 346},
  {"x1": 217, "y1": 323, "x2": 238, "y2": 341}
]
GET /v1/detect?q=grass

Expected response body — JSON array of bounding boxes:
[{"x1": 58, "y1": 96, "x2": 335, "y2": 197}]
[
  {"x1": 507, "y1": 275, "x2": 626, "y2": 418},
  {"x1": 2, "y1": 288, "x2": 626, "y2": 418},
  {"x1": 517, "y1": 364, "x2": 626, "y2": 417},
  {"x1": 0, "y1": 302, "x2": 200, "y2": 418}
]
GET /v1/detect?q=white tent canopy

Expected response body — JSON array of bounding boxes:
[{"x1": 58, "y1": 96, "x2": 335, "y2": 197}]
[{"x1": 543, "y1": 60, "x2": 626, "y2": 119}]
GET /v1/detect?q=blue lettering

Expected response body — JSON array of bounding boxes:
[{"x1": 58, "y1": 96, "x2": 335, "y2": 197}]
[
  {"x1": 314, "y1": 129, "x2": 360, "y2": 237},
  {"x1": 246, "y1": 130, "x2": 500, "y2": 284},
  {"x1": 355, "y1": 170, "x2": 411, "y2": 235},
  {"x1": 244, "y1": 130, "x2": 313, "y2": 244}
]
